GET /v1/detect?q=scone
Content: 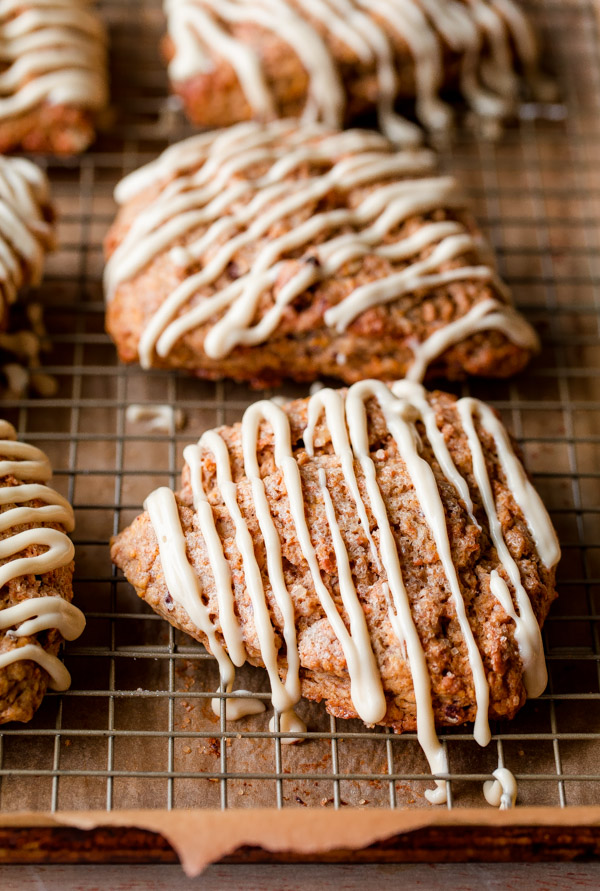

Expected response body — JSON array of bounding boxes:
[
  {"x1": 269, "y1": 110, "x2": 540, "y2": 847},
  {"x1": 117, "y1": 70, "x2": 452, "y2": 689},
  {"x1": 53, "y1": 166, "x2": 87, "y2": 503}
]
[
  {"x1": 104, "y1": 120, "x2": 539, "y2": 388},
  {"x1": 0, "y1": 155, "x2": 56, "y2": 397},
  {"x1": 163, "y1": 0, "x2": 552, "y2": 141},
  {"x1": 0, "y1": 0, "x2": 108, "y2": 154},
  {"x1": 0, "y1": 155, "x2": 54, "y2": 328},
  {"x1": 0, "y1": 420, "x2": 85, "y2": 724},
  {"x1": 112, "y1": 380, "x2": 559, "y2": 797}
]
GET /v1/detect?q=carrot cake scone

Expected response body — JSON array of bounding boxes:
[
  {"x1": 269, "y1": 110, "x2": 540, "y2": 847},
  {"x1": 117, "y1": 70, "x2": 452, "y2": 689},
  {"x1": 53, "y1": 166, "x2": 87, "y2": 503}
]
[
  {"x1": 0, "y1": 420, "x2": 84, "y2": 724},
  {"x1": 0, "y1": 154, "x2": 54, "y2": 330},
  {"x1": 163, "y1": 0, "x2": 552, "y2": 141},
  {"x1": 112, "y1": 380, "x2": 559, "y2": 801},
  {"x1": 0, "y1": 155, "x2": 56, "y2": 397},
  {"x1": 0, "y1": 0, "x2": 108, "y2": 154},
  {"x1": 105, "y1": 121, "x2": 539, "y2": 387}
]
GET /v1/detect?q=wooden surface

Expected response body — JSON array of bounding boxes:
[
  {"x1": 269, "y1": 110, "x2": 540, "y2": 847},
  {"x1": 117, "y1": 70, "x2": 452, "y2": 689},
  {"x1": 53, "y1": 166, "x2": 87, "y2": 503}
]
[{"x1": 2, "y1": 863, "x2": 600, "y2": 890}]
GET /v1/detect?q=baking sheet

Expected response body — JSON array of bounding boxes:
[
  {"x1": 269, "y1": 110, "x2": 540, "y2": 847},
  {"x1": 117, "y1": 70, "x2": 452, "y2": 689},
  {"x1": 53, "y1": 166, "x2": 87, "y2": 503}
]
[{"x1": 1, "y1": 0, "x2": 600, "y2": 854}]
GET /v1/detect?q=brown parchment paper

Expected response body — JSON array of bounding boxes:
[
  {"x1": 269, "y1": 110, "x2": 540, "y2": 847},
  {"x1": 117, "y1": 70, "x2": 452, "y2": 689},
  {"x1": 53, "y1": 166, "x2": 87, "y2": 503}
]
[{"x1": 1, "y1": 807, "x2": 599, "y2": 876}]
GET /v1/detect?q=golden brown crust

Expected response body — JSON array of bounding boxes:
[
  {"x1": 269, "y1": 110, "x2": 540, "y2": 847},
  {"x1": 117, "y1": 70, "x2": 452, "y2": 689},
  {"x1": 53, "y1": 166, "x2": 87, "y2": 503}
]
[
  {"x1": 111, "y1": 388, "x2": 557, "y2": 733},
  {"x1": 0, "y1": 103, "x2": 97, "y2": 156}
]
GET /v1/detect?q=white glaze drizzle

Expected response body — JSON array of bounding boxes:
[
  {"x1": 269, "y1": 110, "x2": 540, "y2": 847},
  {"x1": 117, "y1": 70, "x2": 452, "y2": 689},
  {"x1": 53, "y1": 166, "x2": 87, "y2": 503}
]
[
  {"x1": 483, "y1": 765, "x2": 517, "y2": 809},
  {"x1": 144, "y1": 382, "x2": 559, "y2": 801},
  {"x1": 0, "y1": 420, "x2": 83, "y2": 691},
  {"x1": 307, "y1": 383, "x2": 447, "y2": 801},
  {"x1": 211, "y1": 689, "x2": 266, "y2": 719},
  {"x1": 197, "y1": 424, "x2": 296, "y2": 714},
  {"x1": 0, "y1": 596, "x2": 84, "y2": 690},
  {"x1": 106, "y1": 122, "x2": 538, "y2": 376},
  {"x1": 126, "y1": 404, "x2": 186, "y2": 433},
  {"x1": 406, "y1": 297, "x2": 540, "y2": 383},
  {"x1": 476, "y1": 401, "x2": 560, "y2": 571},
  {"x1": 456, "y1": 397, "x2": 558, "y2": 697},
  {"x1": 0, "y1": 0, "x2": 107, "y2": 120},
  {"x1": 0, "y1": 156, "x2": 52, "y2": 308},
  {"x1": 144, "y1": 486, "x2": 236, "y2": 688},
  {"x1": 0, "y1": 524, "x2": 73, "y2": 587},
  {"x1": 164, "y1": 0, "x2": 546, "y2": 138},
  {"x1": 0, "y1": 642, "x2": 72, "y2": 690},
  {"x1": 0, "y1": 426, "x2": 52, "y2": 481},
  {"x1": 391, "y1": 380, "x2": 477, "y2": 526},
  {"x1": 239, "y1": 402, "x2": 302, "y2": 710},
  {"x1": 0, "y1": 595, "x2": 83, "y2": 639},
  {"x1": 269, "y1": 708, "x2": 307, "y2": 744},
  {"x1": 184, "y1": 443, "x2": 246, "y2": 669},
  {"x1": 365, "y1": 381, "x2": 491, "y2": 747}
]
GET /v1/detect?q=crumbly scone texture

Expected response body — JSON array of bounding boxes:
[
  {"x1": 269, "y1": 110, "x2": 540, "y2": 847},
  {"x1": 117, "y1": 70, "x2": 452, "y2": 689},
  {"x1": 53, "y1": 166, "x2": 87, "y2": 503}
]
[
  {"x1": 105, "y1": 127, "x2": 535, "y2": 388},
  {"x1": 0, "y1": 473, "x2": 75, "y2": 725},
  {"x1": 111, "y1": 389, "x2": 558, "y2": 733}
]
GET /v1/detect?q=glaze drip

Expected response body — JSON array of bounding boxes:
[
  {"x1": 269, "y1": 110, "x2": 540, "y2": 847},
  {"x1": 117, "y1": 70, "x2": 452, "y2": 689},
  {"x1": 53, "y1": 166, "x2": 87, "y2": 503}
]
[
  {"x1": 211, "y1": 689, "x2": 266, "y2": 719},
  {"x1": 126, "y1": 403, "x2": 186, "y2": 433},
  {"x1": 0, "y1": 156, "x2": 53, "y2": 310},
  {"x1": 144, "y1": 382, "x2": 559, "y2": 802}
]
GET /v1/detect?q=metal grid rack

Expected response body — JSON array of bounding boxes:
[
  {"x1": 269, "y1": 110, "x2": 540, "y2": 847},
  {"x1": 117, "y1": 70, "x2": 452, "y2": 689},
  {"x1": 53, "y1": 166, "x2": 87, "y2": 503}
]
[{"x1": 0, "y1": 0, "x2": 599, "y2": 815}]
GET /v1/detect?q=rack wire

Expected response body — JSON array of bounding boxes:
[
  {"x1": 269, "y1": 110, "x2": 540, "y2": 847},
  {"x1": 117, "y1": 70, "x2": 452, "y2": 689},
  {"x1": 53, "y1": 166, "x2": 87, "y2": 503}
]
[{"x1": 0, "y1": 0, "x2": 599, "y2": 814}]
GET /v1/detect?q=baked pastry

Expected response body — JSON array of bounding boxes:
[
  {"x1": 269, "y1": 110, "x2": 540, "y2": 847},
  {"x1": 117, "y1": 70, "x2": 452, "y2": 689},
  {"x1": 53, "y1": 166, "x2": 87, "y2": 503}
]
[
  {"x1": 0, "y1": 0, "x2": 108, "y2": 154},
  {"x1": 0, "y1": 155, "x2": 54, "y2": 328},
  {"x1": 0, "y1": 155, "x2": 56, "y2": 397},
  {"x1": 104, "y1": 121, "x2": 539, "y2": 388},
  {"x1": 163, "y1": 0, "x2": 552, "y2": 141},
  {"x1": 0, "y1": 420, "x2": 84, "y2": 724},
  {"x1": 112, "y1": 379, "x2": 559, "y2": 800}
]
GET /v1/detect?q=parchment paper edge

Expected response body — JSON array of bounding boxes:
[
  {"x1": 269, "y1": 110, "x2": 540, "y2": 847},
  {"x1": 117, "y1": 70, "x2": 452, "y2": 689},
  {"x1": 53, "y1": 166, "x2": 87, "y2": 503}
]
[{"x1": 1, "y1": 807, "x2": 599, "y2": 876}]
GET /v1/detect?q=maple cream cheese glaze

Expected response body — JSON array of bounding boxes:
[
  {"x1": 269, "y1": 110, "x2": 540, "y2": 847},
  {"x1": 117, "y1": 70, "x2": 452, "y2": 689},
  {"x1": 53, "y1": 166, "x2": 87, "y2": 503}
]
[
  {"x1": 0, "y1": 155, "x2": 53, "y2": 322},
  {"x1": 0, "y1": 420, "x2": 84, "y2": 708},
  {"x1": 105, "y1": 121, "x2": 539, "y2": 386},
  {"x1": 164, "y1": 0, "x2": 552, "y2": 140},
  {"x1": 112, "y1": 381, "x2": 560, "y2": 804},
  {"x1": 0, "y1": 0, "x2": 106, "y2": 115}
]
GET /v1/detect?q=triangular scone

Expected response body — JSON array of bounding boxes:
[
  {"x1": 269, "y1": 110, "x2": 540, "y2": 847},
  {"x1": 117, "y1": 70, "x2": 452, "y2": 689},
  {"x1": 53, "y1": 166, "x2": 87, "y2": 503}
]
[
  {"x1": 112, "y1": 381, "x2": 559, "y2": 785},
  {"x1": 0, "y1": 421, "x2": 85, "y2": 724},
  {"x1": 105, "y1": 121, "x2": 538, "y2": 388},
  {"x1": 163, "y1": 0, "x2": 553, "y2": 141},
  {"x1": 0, "y1": 1, "x2": 108, "y2": 155}
]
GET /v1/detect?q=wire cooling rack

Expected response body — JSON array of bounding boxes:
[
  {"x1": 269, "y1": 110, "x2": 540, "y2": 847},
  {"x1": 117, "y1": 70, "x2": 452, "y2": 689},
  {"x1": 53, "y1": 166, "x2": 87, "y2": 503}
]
[{"x1": 0, "y1": 0, "x2": 599, "y2": 815}]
